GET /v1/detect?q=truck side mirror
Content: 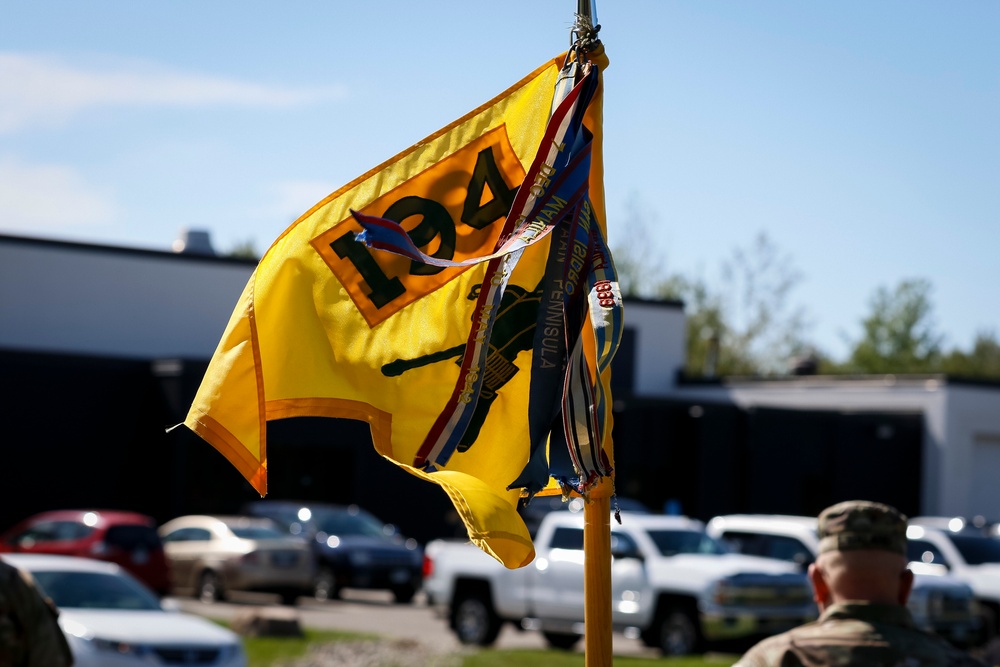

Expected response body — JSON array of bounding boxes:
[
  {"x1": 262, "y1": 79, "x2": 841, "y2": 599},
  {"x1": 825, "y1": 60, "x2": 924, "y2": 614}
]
[
  {"x1": 612, "y1": 546, "x2": 642, "y2": 561},
  {"x1": 792, "y1": 553, "x2": 813, "y2": 571},
  {"x1": 610, "y1": 540, "x2": 643, "y2": 561}
]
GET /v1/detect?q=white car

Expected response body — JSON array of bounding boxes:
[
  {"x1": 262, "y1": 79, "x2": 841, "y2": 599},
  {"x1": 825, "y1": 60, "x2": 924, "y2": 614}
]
[{"x1": 1, "y1": 553, "x2": 246, "y2": 667}]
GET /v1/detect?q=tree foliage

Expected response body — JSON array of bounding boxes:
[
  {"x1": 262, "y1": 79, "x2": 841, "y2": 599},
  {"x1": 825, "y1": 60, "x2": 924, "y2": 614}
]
[
  {"x1": 612, "y1": 204, "x2": 810, "y2": 377},
  {"x1": 843, "y1": 279, "x2": 943, "y2": 374},
  {"x1": 611, "y1": 201, "x2": 999, "y2": 379},
  {"x1": 709, "y1": 232, "x2": 811, "y2": 376},
  {"x1": 225, "y1": 238, "x2": 260, "y2": 260},
  {"x1": 940, "y1": 331, "x2": 1000, "y2": 379}
]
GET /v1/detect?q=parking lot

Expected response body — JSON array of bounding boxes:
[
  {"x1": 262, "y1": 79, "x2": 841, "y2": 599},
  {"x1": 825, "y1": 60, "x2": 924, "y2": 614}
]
[{"x1": 171, "y1": 589, "x2": 665, "y2": 658}]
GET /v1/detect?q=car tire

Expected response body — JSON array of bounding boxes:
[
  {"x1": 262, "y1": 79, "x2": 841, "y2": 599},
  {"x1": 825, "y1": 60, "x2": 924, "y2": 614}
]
[
  {"x1": 543, "y1": 632, "x2": 581, "y2": 650},
  {"x1": 197, "y1": 570, "x2": 222, "y2": 604},
  {"x1": 643, "y1": 606, "x2": 702, "y2": 656},
  {"x1": 452, "y1": 590, "x2": 502, "y2": 646},
  {"x1": 314, "y1": 567, "x2": 340, "y2": 601},
  {"x1": 279, "y1": 589, "x2": 300, "y2": 606},
  {"x1": 391, "y1": 584, "x2": 416, "y2": 604},
  {"x1": 979, "y1": 603, "x2": 999, "y2": 644}
]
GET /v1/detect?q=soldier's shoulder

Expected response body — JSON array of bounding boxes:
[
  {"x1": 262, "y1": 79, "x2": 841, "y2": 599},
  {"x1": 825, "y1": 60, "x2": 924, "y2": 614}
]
[
  {"x1": 897, "y1": 628, "x2": 989, "y2": 667},
  {"x1": 733, "y1": 627, "x2": 805, "y2": 667},
  {"x1": 938, "y1": 638, "x2": 989, "y2": 667}
]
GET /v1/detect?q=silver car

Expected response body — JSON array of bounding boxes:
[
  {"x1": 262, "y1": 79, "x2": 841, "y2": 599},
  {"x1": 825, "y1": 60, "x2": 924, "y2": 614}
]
[{"x1": 159, "y1": 515, "x2": 315, "y2": 605}]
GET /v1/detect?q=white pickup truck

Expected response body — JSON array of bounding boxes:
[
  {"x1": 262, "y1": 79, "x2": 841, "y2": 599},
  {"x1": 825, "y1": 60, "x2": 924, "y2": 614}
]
[
  {"x1": 906, "y1": 518, "x2": 1000, "y2": 641},
  {"x1": 706, "y1": 513, "x2": 986, "y2": 647},
  {"x1": 422, "y1": 509, "x2": 817, "y2": 655}
]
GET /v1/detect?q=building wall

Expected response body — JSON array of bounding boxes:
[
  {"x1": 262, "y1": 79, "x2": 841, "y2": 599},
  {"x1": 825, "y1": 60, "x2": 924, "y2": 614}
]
[
  {"x1": 945, "y1": 385, "x2": 1000, "y2": 519},
  {"x1": 4, "y1": 233, "x2": 999, "y2": 527},
  {"x1": 618, "y1": 299, "x2": 686, "y2": 396},
  {"x1": 672, "y1": 377, "x2": 1000, "y2": 521},
  {"x1": 0, "y1": 235, "x2": 253, "y2": 359},
  {"x1": 0, "y1": 234, "x2": 693, "y2": 538}
]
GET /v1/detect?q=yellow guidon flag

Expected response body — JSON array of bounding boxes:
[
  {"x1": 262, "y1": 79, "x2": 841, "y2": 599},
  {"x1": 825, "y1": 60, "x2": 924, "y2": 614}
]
[{"x1": 183, "y1": 47, "x2": 618, "y2": 570}]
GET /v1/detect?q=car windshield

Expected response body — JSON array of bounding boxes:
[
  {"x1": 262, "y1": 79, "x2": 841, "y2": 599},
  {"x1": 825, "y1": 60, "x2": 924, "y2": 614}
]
[
  {"x1": 105, "y1": 525, "x2": 162, "y2": 550},
  {"x1": 31, "y1": 570, "x2": 162, "y2": 610},
  {"x1": 647, "y1": 529, "x2": 728, "y2": 556},
  {"x1": 314, "y1": 510, "x2": 386, "y2": 538},
  {"x1": 948, "y1": 534, "x2": 1000, "y2": 565},
  {"x1": 250, "y1": 507, "x2": 299, "y2": 529},
  {"x1": 228, "y1": 525, "x2": 287, "y2": 540}
]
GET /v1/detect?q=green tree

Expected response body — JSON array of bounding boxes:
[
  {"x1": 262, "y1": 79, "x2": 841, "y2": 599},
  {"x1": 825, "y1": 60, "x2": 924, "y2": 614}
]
[
  {"x1": 610, "y1": 196, "x2": 684, "y2": 300},
  {"x1": 708, "y1": 232, "x2": 811, "y2": 376},
  {"x1": 225, "y1": 238, "x2": 260, "y2": 260},
  {"x1": 940, "y1": 331, "x2": 1000, "y2": 379},
  {"x1": 611, "y1": 205, "x2": 811, "y2": 376},
  {"x1": 844, "y1": 278, "x2": 943, "y2": 373}
]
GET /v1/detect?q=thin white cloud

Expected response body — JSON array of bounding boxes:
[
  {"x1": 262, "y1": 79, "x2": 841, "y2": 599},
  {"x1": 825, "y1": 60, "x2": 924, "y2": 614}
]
[
  {"x1": 0, "y1": 156, "x2": 119, "y2": 230},
  {"x1": 0, "y1": 52, "x2": 348, "y2": 133}
]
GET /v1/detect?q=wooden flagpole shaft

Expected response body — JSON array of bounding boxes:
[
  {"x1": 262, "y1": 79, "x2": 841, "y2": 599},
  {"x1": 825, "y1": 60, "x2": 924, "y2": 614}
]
[
  {"x1": 584, "y1": 481, "x2": 613, "y2": 666},
  {"x1": 574, "y1": 1, "x2": 609, "y2": 664}
]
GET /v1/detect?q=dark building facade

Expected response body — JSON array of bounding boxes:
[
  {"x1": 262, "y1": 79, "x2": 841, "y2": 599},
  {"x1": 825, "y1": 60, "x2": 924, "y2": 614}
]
[{"x1": 1, "y1": 233, "x2": 994, "y2": 544}]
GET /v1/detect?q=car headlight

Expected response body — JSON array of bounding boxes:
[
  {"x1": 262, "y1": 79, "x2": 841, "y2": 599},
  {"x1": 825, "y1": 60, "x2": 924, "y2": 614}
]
[
  {"x1": 61, "y1": 622, "x2": 151, "y2": 657},
  {"x1": 218, "y1": 642, "x2": 246, "y2": 661},
  {"x1": 91, "y1": 637, "x2": 154, "y2": 657}
]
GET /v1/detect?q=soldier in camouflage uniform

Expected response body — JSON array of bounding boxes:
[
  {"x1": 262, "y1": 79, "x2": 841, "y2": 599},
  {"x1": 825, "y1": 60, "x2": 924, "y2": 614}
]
[
  {"x1": 733, "y1": 500, "x2": 987, "y2": 667},
  {"x1": 0, "y1": 559, "x2": 73, "y2": 666}
]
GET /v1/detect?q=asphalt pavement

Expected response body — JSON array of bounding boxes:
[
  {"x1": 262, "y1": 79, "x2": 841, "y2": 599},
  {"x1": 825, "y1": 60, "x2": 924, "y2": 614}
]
[{"x1": 170, "y1": 589, "x2": 664, "y2": 658}]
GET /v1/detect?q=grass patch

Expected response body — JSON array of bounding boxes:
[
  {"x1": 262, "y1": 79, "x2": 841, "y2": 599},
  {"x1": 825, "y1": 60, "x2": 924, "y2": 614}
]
[
  {"x1": 242, "y1": 633, "x2": 738, "y2": 667},
  {"x1": 218, "y1": 617, "x2": 739, "y2": 667},
  {"x1": 241, "y1": 629, "x2": 377, "y2": 667},
  {"x1": 459, "y1": 650, "x2": 738, "y2": 667}
]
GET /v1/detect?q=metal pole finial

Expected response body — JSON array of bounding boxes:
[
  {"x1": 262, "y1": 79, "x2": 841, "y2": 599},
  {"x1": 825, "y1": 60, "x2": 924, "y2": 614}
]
[{"x1": 573, "y1": 0, "x2": 600, "y2": 51}]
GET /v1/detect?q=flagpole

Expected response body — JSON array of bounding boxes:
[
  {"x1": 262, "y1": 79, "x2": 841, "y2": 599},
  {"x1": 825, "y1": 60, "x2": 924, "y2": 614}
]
[
  {"x1": 584, "y1": 479, "x2": 613, "y2": 666},
  {"x1": 569, "y1": 2, "x2": 612, "y2": 665}
]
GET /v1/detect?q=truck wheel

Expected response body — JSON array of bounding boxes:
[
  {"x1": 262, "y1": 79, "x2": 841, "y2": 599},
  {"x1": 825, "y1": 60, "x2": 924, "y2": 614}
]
[
  {"x1": 543, "y1": 632, "x2": 581, "y2": 650},
  {"x1": 647, "y1": 608, "x2": 702, "y2": 656},
  {"x1": 392, "y1": 584, "x2": 416, "y2": 604},
  {"x1": 314, "y1": 568, "x2": 340, "y2": 601},
  {"x1": 197, "y1": 570, "x2": 222, "y2": 604},
  {"x1": 979, "y1": 603, "x2": 999, "y2": 644},
  {"x1": 452, "y1": 592, "x2": 502, "y2": 646}
]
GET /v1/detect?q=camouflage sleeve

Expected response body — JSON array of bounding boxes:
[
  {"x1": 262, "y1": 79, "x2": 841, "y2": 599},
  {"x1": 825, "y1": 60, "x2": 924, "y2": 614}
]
[
  {"x1": 731, "y1": 632, "x2": 803, "y2": 667},
  {"x1": 13, "y1": 568, "x2": 74, "y2": 667},
  {"x1": 949, "y1": 646, "x2": 990, "y2": 667},
  {"x1": 731, "y1": 641, "x2": 776, "y2": 667}
]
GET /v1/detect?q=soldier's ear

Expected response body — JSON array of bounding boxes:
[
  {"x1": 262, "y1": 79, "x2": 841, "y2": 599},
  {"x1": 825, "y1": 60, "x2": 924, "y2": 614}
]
[
  {"x1": 808, "y1": 562, "x2": 830, "y2": 609},
  {"x1": 898, "y1": 568, "x2": 914, "y2": 606}
]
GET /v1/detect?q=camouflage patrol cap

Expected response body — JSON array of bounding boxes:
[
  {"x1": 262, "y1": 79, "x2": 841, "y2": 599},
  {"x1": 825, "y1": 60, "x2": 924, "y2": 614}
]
[{"x1": 817, "y1": 500, "x2": 908, "y2": 555}]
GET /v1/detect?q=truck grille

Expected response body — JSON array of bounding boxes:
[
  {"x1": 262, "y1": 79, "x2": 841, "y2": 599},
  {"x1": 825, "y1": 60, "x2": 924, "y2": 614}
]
[
  {"x1": 715, "y1": 573, "x2": 813, "y2": 608},
  {"x1": 929, "y1": 590, "x2": 973, "y2": 620},
  {"x1": 371, "y1": 549, "x2": 414, "y2": 567},
  {"x1": 153, "y1": 647, "x2": 221, "y2": 664}
]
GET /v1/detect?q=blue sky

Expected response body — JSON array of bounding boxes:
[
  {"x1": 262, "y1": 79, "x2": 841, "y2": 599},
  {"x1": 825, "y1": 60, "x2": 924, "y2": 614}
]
[{"x1": 2, "y1": 1, "x2": 997, "y2": 361}]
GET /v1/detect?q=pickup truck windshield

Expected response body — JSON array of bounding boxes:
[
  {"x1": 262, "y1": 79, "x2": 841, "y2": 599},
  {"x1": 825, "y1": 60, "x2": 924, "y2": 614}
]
[
  {"x1": 949, "y1": 534, "x2": 1000, "y2": 565},
  {"x1": 315, "y1": 510, "x2": 387, "y2": 538},
  {"x1": 647, "y1": 529, "x2": 728, "y2": 556}
]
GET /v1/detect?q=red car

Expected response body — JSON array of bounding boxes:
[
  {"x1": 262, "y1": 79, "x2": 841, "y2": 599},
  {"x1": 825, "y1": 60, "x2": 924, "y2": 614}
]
[{"x1": 0, "y1": 509, "x2": 172, "y2": 595}]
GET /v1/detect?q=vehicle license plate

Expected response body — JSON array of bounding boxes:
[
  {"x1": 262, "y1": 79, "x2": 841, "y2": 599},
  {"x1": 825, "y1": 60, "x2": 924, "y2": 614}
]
[
  {"x1": 131, "y1": 549, "x2": 149, "y2": 564},
  {"x1": 390, "y1": 568, "x2": 409, "y2": 583}
]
